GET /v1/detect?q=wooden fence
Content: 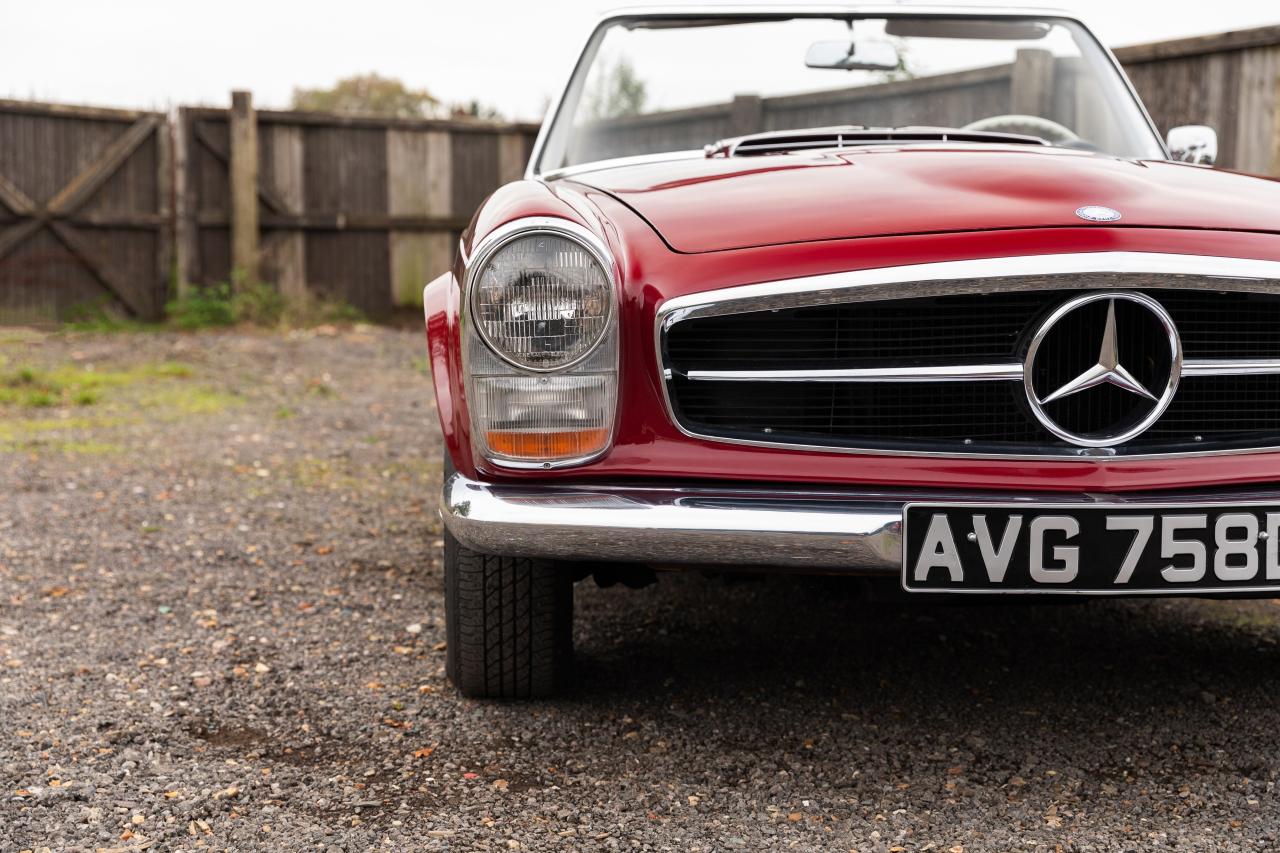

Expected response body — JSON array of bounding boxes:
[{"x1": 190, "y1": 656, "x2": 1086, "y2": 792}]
[
  {"x1": 1117, "y1": 25, "x2": 1280, "y2": 174},
  {"x1": 0, "y1": 100, "x2": 171, "y2": 324},
  {"x1": 177, "y1": 98, "x2": 537, "y2": 319},
  {"x1": 2, "y1": 23, "x2": 1280, "y2": 325}
]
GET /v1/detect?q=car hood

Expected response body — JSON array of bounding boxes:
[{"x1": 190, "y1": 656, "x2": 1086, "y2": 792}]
[{"x1": 570, "y1": 145, "x2": 1280, "y2": 253}]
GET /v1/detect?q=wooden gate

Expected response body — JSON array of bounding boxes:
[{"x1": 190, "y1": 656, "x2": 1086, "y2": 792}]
[
  {"x1": 0, "y1": 100, "x2": 171, "y2": 324},
  {"x1": 177, "y1": 104, "x2": 538, "y2": 320}
]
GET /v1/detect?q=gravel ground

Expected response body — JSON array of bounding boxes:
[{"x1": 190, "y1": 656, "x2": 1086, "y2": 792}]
[{"x1": 3, "y1": 326, "x2": 1280, "y2": 852}]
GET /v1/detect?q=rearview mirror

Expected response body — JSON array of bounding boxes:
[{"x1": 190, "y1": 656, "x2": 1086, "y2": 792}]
[
  {"x1": 805, "y1": 39, "x2": 901, "y2": 72},
  {"x1": 1167, "y1": 125, "x2": 1217, "y2": 166}
]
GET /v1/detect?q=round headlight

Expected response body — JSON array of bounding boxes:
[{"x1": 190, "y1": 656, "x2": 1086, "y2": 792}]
[{"x1": 470, "y1": 231, "x2": 612, "y2": 370}]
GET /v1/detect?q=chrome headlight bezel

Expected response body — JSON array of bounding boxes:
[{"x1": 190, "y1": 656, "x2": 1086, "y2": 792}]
[
  {"x1": 464, "y1": 218, "x2": 617, "y2": 374},
  {"x1": 461, "y1": 217, "x2": 620, "y2": 470}
]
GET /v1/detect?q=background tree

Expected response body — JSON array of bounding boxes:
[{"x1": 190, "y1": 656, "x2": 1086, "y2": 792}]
[
  {"x1": 583, "y1": 58, "x2": 648, "y2": 120},
  {"x1": 292, "y1": 73, "x2": 440, "y2": 118},
  {"x1": 451, "y1": 99, "x2": 504, "y2": 121}
]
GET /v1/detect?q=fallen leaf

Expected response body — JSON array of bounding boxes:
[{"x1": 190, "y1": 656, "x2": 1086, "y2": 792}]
[
  {"x1": 493, "y1": 778, "x2": 509, "y2": 791},
  {"x1": 787, "y1": 812, "x2": 803, "y2": 822},
  {"x1": 314, "y1": 546, "x2": 333, "y2": 556},
  {"x1": 413, "y1": 747, "x2": 436, "y2": 759},
  {"x1": 463, "y1": 772, "x2": 479, "y2": 780}
]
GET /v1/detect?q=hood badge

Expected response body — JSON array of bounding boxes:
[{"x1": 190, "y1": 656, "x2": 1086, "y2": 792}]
[
  {"x1": 1023, "y1": 291, "x2": 1182, "y2": 448},
  {"x1": 1076, "y1": 205, "x2": 1122, "y2": 222}
]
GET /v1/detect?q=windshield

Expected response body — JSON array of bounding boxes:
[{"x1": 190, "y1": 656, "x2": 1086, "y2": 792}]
[{"x1": 536, "y1": 14, "x2": 1165, "y2": 173}]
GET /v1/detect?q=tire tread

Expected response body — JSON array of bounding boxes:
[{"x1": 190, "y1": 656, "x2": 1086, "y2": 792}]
[{"x1": 445, "y1": 531, "x2": 572, "y2": 699}]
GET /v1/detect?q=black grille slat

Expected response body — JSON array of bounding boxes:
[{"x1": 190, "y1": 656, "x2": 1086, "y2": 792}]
[{"x1": 664, "y1": 288, "x2": 1280, "y2": 455}]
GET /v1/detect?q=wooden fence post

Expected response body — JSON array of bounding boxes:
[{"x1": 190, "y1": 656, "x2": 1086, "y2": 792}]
[
  {"x1": 729, "y1": 95, "x2": 763, "y2": 138},
  {"x1": 1011, "y1": 49, "x2": 1054, "y2": 117},
  {"x1": 229, "y1": 90, "x2": 259, "y2": 288},
  {"x1": 1272, "y1": 61, "x2": 1280, "y2": 177}
]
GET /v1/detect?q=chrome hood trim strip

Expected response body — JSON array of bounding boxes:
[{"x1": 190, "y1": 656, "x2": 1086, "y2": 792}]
[{"x1": 655, "y1": 252, "x2": 1280, "y2": 462}]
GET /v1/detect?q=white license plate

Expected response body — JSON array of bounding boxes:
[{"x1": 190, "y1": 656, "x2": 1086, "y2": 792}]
[{"x1": 902, "y1": 502, "x2": 1280, "y2": 595}]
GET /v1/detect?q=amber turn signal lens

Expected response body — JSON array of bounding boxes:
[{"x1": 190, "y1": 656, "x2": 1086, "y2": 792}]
[{"x1": 484, "y1": 429, "x2": 610, "y2": 461}]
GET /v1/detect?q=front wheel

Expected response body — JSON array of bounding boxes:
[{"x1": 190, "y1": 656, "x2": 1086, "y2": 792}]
[{"x1": 443, "y1": 529, "x2": 574, "y2": 699}]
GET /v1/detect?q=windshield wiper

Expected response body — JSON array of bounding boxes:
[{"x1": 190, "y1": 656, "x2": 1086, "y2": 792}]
[{"x1": 706, "y1": 126, "x2": 1051, "y2": 157}]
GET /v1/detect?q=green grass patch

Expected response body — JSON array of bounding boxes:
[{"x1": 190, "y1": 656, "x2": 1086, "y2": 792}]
[
  {"x1": 0, "y1": 438, "x2": 122, "y2": 455},
  {"x1": 140, "y1": 385, "x2": 241, "y2": 416},
  {"x1": 62, "y1": 297, "x2": 157, "y2": 333},
  {"x1": 0, "y1": 361, "x2": 199, "y2": 409},
  {"x1": 0, "y1": 415, "x2": 131, "y2": 444},
  {"x1": 166, "y1": 283, "x2": 238, "y2": 330},
  {"x1": 163, "y1": 276, "x2": 365, "y2": 330}
]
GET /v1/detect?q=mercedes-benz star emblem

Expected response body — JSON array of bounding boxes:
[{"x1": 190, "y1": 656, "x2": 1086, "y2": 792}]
[
  {"x1": 1075, "y1": 205, "x2": 1122, "y2": 222},
  {"x1": 1023, "y1": 291, "x2": 1182, "y2": 448}
]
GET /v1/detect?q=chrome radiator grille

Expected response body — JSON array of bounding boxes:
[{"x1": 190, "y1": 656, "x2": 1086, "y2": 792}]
[{"x1": 657, "y1": 256, "x2": 1280, "y2": 458}]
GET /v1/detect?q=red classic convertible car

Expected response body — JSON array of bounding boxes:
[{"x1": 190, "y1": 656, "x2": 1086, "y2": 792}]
[{"x1": 424, "y1": 5, "x2": 1280, "y2": 697}]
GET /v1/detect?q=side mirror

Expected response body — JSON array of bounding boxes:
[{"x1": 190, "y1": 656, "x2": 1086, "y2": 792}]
[
  {"x1": 1167, "y1": 125, "x2": 1217, "y2": 166},
  {"x1": 805, "y1": 39, "x2": 901, "y2": 72}
]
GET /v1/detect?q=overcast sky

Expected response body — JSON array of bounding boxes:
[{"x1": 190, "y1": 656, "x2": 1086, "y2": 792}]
[{"x1": 3, "y1": 1, "x2": 1278, "y2": 121}]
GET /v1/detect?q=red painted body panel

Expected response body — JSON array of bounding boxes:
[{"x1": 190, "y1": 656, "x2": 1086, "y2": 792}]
[
  {"x1": 578, "y1": 148, "x2": 1280, "y2": 253},
  {"x1": 425, "y1": 150, "x2": 1280, "y2": 493}
]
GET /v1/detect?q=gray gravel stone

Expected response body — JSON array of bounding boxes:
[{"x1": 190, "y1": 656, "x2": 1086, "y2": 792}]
[{"x1": 2, "y1": 327, "x2": 1280, "y2": 851}]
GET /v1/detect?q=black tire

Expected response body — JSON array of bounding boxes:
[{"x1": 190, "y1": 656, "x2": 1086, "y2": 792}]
[{"x1": 443, "y1": 528, "x2": 573, "y2": 699}]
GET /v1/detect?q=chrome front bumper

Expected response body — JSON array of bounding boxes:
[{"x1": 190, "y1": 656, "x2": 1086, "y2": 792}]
[
  {"x1": 442, "y1": 474, "x2": 906, "y2": 571},
  {"x1": 443, "y1": 475, "x2": 1280, "y2": 572}
]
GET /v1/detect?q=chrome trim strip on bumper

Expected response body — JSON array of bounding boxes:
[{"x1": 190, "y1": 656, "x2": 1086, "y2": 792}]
[{"x1": 655, "y1": 252, "x2": 1280, "y2": 461}]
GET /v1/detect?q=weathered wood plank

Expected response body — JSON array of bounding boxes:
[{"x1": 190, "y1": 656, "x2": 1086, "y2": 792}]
[
  {"x1": 1236, "y1": 48, "x2": 1280, "y2": 174},
  {"x1": 174, "y1": 108, "x2": 197, "y2": 295},
  {"x1": 1116, "y1": 25, "x2": 1280, "y2": 65},
  {"x1": 1011, "y1": 49, "x2": 1055, "y2": 117},
  {"x1": 267, "y1": 125, "x2": 305, "y2": 213},
  {"x1": 230, "y1": 91, "x2": 260, "y2": 284},
  {"x1": 0, "y1": 98, "x2": 158, "y2": 122},
  {"x1": 156, "y1": 117, "x2": 174, "y2": 307},
  {"x1": 390, "y1": 231, "x2": 452, "y2": 307},
  {"x1": 263, "y1": 124, "x2": 306, "y2": 299},
  {"x1": 197, "y1": 212, "x2": 470, "y2": 230},
  {"x1": 0, "y1": 173, "x2": 36, "y2": 215},
  {"x1": 388, "y1": 130, "x2": 432, "y2": 216},
  {"x1": 0, "y1": 219, "x2": 43, "y2": 265},
  {"x1": 45, "y1": 115, "x2": 159, "y2": 215},
  {"x1": 262, "y1": 230, "x2": 306, "y2": 301},
  {"x1": 47, "y1": 221, "x2": 148, "y2": 316},
  {"x1": 194, "y1": 121, "x2": 291, "y2": 215}
]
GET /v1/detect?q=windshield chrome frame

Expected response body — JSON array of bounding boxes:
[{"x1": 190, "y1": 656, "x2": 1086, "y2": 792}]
[{"x1": 526, "y1": 4, "x2": 1169, "y2": 179}]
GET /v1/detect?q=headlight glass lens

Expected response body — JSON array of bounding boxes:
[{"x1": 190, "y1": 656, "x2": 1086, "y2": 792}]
[
  {"x1": 464, "y1": 225, "x2": 618, "y2": 467},
  {"x1": 472, "y1": 234, "x2": 611, "y2": 370}
]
